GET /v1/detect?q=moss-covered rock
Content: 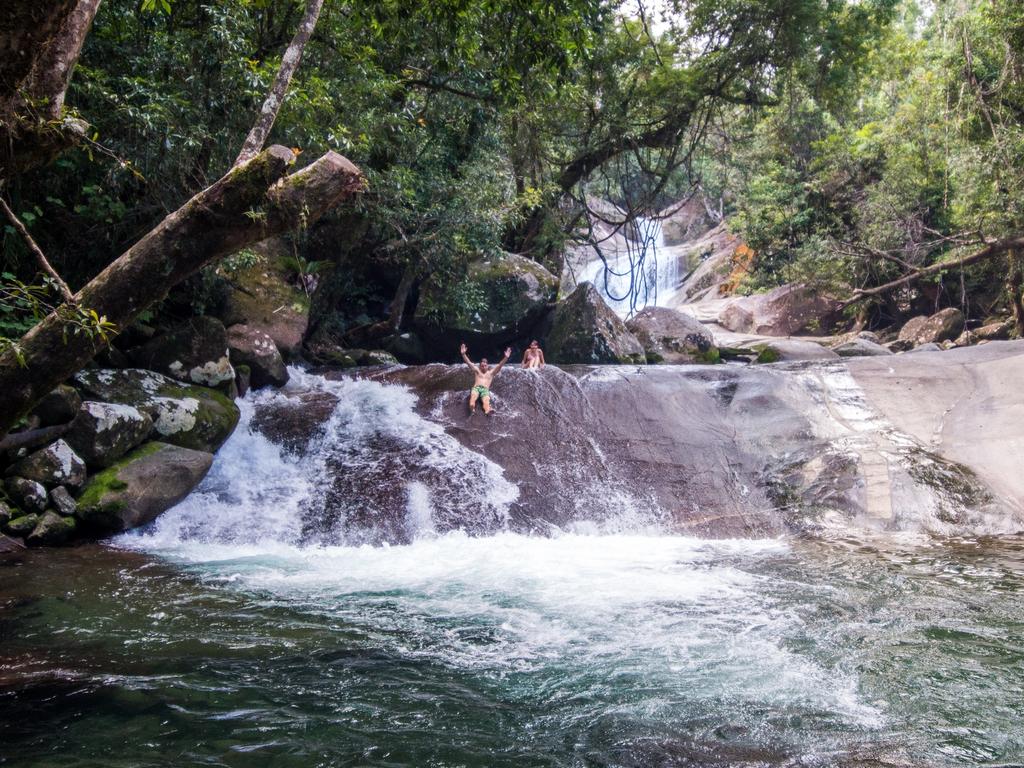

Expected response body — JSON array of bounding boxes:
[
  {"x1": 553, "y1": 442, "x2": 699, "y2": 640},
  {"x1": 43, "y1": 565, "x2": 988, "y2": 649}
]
[
  {"x1": 221, "y1": 254, "x2": 309, "y2": 359},
  {"x1": 26, "y1": 511, "x2": 77, "y2": 546},
  {"x1": 546, "y1": 282, "x2": 646, "y2": 364},
  {"x1": 5, "y1": 439, "x2": 87, "y2": 489},
  {"x1": 65, "y1": 401, "x2": 153, "y2": 468},
  {"x1": 6, "y1": 513, "x2": 40, "y2": 536},
  {"x1": 130, "y1": 316, "x2": 235, "y2": 387},
  {"x1": 414, "y1": 251, "x2": 558, "y2": 356},
  {"x1": 76, "y1": 441, "x2": 214, "y2": 533},
  {"x1": 74, "y1": 369, "x2": 240, "y2": 453},
  {"x1": 625, "y1": 307, "x2": 717, "y2": 364}
]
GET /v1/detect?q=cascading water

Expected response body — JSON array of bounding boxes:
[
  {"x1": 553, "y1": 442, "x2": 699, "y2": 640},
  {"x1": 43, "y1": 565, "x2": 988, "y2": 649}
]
[
  {"x1": 579, "y1": 216, "x2": 683, "y2": 316},
  {"x1": 4, "y1": 365, "x2": 1024, "y2": 767}
]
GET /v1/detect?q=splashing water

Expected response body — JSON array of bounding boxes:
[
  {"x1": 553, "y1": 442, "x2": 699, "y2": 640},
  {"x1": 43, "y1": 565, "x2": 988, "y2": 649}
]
[{"x1": 4, "y1": 369, "x2": 1019, "y2": 767}]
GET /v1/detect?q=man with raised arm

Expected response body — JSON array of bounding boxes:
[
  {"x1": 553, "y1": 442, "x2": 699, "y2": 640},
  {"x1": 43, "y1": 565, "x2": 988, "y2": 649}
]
[{"x1": 460, "y1": 342, "x2": 512, "y2": 415}]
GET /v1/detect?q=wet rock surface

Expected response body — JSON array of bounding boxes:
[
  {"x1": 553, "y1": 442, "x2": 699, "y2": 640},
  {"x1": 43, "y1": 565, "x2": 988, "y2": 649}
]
[{"x1": 5, "y1": 439, "x2": 87, "y2": 489}]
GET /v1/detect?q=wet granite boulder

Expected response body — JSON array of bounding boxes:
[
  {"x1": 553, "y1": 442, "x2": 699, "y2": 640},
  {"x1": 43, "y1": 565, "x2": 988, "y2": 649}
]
[
  {"x1": 4, "y1": 477, "x2": 48, "y2": 513},
  {"x1": 5, "y1": 439, "x2": 87, "y2": 489},
  {"x1": 898, "y1": 308, "x2": 965, "y2": 346},
  {"x1": 625, "y1": 307, "x2": 718, "y2": 364},
  {"x1": 65, "y1": 402, "x2": 153, "y2": 468},
  {"x1": 76, "y1": 442, "x2": 214, "y2": 533},
  {"x1": 718, "y1": 284, "x2": 842, "y2": 336},
  {"x1": 221, "y1": 251, "x2": 308, "y2": 359},
  {"x1": 130, "y1": 316, "x2": 235, "y2": 387},
  {"x1": 546, "y1": 282, "x2": 646, "y2": 364},
  {"x1": 414, "y1": 251, "x2": 558, "y2": 355},
  {"x1": 26, "y1": 511, "x2": 77, "y2": 546},
  {"x1": 29, "y1": 385, "x2": 81, "y2": 427},
  {"x1": 833, "y1": 338, "x2": 893, "y2": 357},
  {"x1": 74, "y1": 369, "x2": 239, "y2": 453},
  {"x1": 227, "y1": 324, "x2": 289, "y2": 389}
]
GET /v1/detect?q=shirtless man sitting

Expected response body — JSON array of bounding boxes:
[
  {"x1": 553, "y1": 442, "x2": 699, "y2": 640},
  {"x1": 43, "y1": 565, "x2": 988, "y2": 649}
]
[
  {"x1": 521, "y1": 340, "x2": 545, "y2": 369},
  {"x1": 460, "y1": 342, "x2": 511, "y2": 415}
]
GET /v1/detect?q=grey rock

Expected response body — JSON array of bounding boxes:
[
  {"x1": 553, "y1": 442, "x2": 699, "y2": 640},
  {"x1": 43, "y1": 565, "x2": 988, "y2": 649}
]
[
  {"x1": 906, "y1": 342, "x2": 942, "y2": 354},
  {"x1": 0, "y1": 533, "x2": 25, "y2": 552},
  {"x1": 49, "y1": 486, "x2": 77, "y2": 517},
  {"x1": 30, "y1": 385, "x2": 81, "y2": 427},
  {"x1": 886, "y1": 339, "x2": 915, "y2": 353},
  {"x1": 73, "y1": 369, "x2": 239, "y2": 453},
  {"x1": 898, "y1": 308, "x2": 965, "y2": 346},
  {"x1": 227, "y1": 324, "x2": 289, "y2": 388},
  {"x1": 76, "y1": 442, "x2": 214, "y2": 533},
  {"x1": 4, "y1": 477, "x2": 48, "y2": 513},
  {"x1": 26, "y1": 511, "x2": 77, "y2": 546},
  {"x1": 626, "y1": 306, "x2": 717, "y2": 364},
  {"x1": 0, "y1": 499, "x2": 14, "y2": 527},
  {"x1": 834, "y1": 338, "x2": 894, "y2": 357},
  {"x1": 5, "y1": 439, "x2": 87, "y2": 489},
  {"x1": 65, "y1": 401, "x2": 153, "y2": 468},
  {"x1": 546, "y1": 283, "x2": 646, "y2": 364},
  {"x1": 130, "y1": 316, "x2": 235, "y2": 386}
]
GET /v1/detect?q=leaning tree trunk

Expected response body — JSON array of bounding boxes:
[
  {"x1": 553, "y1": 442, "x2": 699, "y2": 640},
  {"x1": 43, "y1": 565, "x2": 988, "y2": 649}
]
[{"x1": 0, "y1": 146, "x2": 363, "y2": 435}]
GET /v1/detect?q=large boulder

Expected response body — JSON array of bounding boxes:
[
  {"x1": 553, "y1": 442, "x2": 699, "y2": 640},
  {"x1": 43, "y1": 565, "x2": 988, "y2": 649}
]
[
  {"x1": 74, "y1": 369, "x2": 240, "y2": 453},
  {"x1": 414, "y1": 252, "x2": 558, "y2": 356},
  {"x1": 130, "y1": 316, "x2": 235, "y2": 387},
  {"x1": 625, "y1": 307, "x2": 718, "y2": 364},
  {"x1": 26, "y1": 511, "x2": 77, "y2": 546},
  {"x1": 29, "y1": 385, "x2": 81, "y2": 427},
  {"x1": 718, "y1": 284, "x2": 842, "y2": 336},
  {"x1": 65, "y1": 402, "x2": 153, "y2": 468},
  {"x1": 5, "y1": 439, "x2": 87, "y2": 489},
  {"x1": 75, "y1": 442, "x2": 214, "y2": 533},
  {"x1": 897, "y1": 308, "x2": 965, "y2": 346},
  {"x1": 546, "y1": 283, "x2": 646, "y2": 364},
  {"x1": 221, "y1": 252, "x2": 309, "y2": 359},
  {"x1": 226, "y1": 324, "x2": 289, "y2": 389}
]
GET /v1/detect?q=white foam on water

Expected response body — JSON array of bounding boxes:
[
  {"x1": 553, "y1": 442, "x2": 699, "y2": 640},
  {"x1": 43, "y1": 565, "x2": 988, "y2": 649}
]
[{"x1": 118, "y1": 368, "x2": 884, "y2": 734}]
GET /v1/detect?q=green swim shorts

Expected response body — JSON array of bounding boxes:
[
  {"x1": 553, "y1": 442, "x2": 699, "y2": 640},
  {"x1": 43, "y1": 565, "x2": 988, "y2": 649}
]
[{"x1": 471, "y1": 385, "x2": 490, "y2": 398}]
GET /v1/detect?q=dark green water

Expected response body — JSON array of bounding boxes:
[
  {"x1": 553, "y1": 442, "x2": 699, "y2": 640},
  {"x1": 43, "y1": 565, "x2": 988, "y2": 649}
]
[{"x1": 2, "y1": 533, "x2": 1022, "y2": 767}]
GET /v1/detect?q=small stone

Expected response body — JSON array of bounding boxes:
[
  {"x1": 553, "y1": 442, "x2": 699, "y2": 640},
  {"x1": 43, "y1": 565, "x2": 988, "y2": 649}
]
[
  {"x1": 906, "y1": 342, "x2": 942, "y2": 354},
  {"x1": 886, "y1": 339, "x2": 914, "y2": 353},
  {"x1": 6, "y1": 513, "x2": 40, "y2": 536},
  {"x1": 4, "y1": 477, "x2": 48, "y2": 513},
  {"x1": 5, "y1": 439, "x2": 87, "y2": 489},
  {"x1": 30, "y1": 385, "x2": 82, "y2": 427},
  {"x1": 49, "y1": 486, "x2": 77, "y2": 517},
  {"x1": 26, "y1": 511, "x2": 77, "y2": 546}
]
